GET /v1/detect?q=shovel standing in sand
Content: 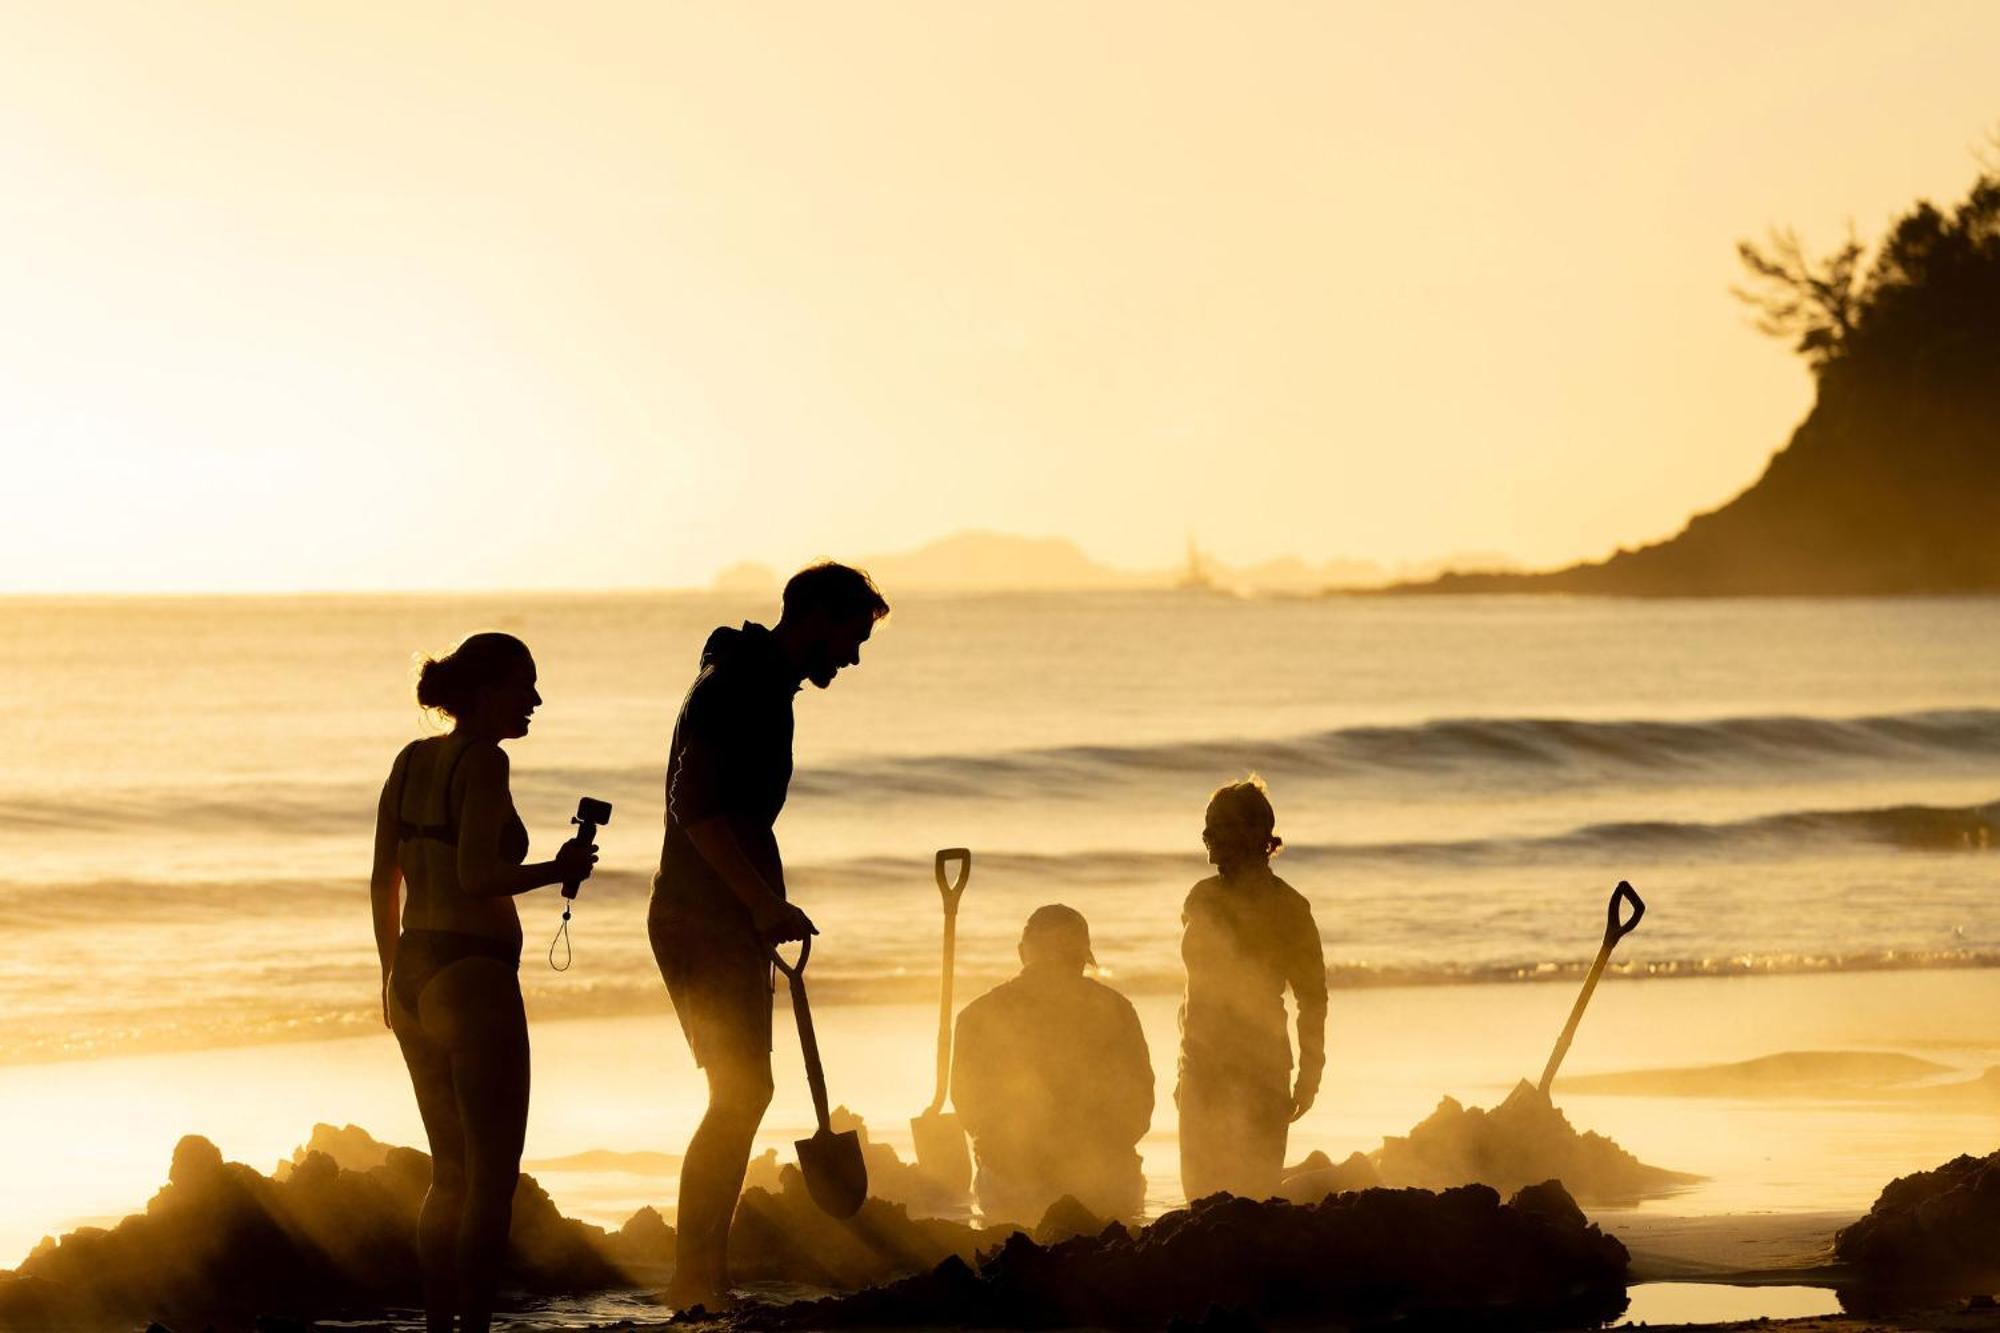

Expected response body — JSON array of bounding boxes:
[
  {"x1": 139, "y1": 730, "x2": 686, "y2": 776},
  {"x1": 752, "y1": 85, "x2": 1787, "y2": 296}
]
[
  {"x1": 911, "y1": 848, "x2": 973, "y2": 1193},
  {"x1": 1537, "y1": 880, "x2": 1645, "y2": 1095},
  {"x1": 773, "y1": 936, "x2": 869, "y2": 1219}
]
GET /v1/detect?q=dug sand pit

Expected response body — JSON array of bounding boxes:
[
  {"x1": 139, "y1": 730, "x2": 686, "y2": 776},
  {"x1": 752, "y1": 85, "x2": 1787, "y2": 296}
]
[
  {"x1": 708, "y1": 1180, "x2": 1629, "y2": 1330},
  {"x1": 1836, "y1": 1150, "x2": 2000, "y2": 1292},
  {"x1": 1369, "y1": 1079, "x2": 1699, "y2": 1204}
]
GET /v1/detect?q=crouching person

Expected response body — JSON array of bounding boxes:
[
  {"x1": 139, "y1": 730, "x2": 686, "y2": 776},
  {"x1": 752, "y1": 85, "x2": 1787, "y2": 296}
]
[{"x1": 951, "y1": 905, "x2": 1154, "y2": 1224}]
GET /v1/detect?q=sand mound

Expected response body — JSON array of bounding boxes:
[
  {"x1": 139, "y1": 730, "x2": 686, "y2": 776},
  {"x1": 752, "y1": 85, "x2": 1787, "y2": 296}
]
[
  {"x1": 0, "y1": 1132, "x2": 624, "y2": 1329},
  {"x1": 1365, "y1": 1080, "x2": 1698, "y2": 1205},
  {"x1": 272, "y1": 1121, "x2": 394, "y2": 1178},
  {"x1": 710, "y1": 1181, "x2": 1629, "y2": 1330},
  {"x1": 730, "y1": 1163, "x2": 1016, "y2": 1292},
  {"x1": 1559, "y1": 1051, "x2": 1958, "y2": 1099},
  {"x1": 740, "y1": 1107, "x2": 967, "y2": 1219},
  {"x1": 1836, "y1": 1150, "x2": 2000, "y2": 1292},
  {"x1": 0, "y1": 1124, "x2": 1011, "y2": 1329},
  {"x1": 832, "y1": 1105, "x2": 970, "y2": 1215},
  {"x1": 1278, "y1": 1148, "x2": 1382, "y2": 1202}
]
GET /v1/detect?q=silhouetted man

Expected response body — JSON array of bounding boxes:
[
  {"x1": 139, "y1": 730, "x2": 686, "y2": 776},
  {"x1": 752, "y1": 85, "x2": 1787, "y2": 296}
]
[
  {"x1": 650, "y1": 562, "x2": 889, "y2": 1311},
  {"x1": 951, "y1": 905, "x2": 1154, "y2": 1224}
]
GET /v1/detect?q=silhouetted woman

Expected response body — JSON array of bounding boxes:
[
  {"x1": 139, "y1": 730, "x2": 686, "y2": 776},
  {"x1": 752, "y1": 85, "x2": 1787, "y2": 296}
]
[
  {"x1": 1176, "y1": 777, "x2": 1327, "y2": 1201},
  {"x1": 369, "y1": 632, "x2": 596, "y2": 1333}
]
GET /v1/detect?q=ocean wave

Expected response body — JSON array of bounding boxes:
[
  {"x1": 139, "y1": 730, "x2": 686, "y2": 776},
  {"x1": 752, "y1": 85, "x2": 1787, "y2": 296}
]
[
  {"x1": 776, "y1": 797, "x2": 1997, "y2": 891},
  {"x1": 2, "y1": 709, "x2": 1994, "y2": 837},
  {"x1": 1, "y1": 796, "x2": 1989, "y2": 916},
  {"x1": 789, "y1": 707, "x2": 2000, "y2": 800}
]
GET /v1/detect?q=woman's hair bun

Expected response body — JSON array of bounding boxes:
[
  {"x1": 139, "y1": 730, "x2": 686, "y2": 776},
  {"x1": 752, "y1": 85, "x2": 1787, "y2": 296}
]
[{"x1": 415, "y1": 632, "x2": 530, "y2": 720}]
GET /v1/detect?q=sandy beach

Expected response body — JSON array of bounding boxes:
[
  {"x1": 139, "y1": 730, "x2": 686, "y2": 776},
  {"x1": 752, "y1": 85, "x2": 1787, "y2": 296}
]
[{"x1": 7, "y1": 966, "x2": 1996, "y2": 1329}]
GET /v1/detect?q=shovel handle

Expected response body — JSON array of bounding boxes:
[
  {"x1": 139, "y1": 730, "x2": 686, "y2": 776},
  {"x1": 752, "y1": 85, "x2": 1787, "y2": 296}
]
[
  {"x1": 1603, "y1": 880, "x2": 1644, "y2": 948},
  {"x1": 771, "y1": 933, "x2": 813, "y2": 978},
  {"x1": 771, "y1": 938, "x2": 834, "y2": 1134},
  {"x1": 934, "y1": 848, "x2": 971, "y2": 910},
  {"x1": 1538, "y1": 879, "x2": 1644, "y2": 1096},
  {"x1": 929, "y1": 848, "x2": 970, "y2": 1114}
]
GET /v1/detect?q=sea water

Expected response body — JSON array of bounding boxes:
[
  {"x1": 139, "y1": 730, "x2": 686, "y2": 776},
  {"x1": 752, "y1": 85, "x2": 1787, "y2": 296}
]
[
  {"x1": 2, "y1": 591, "x2": 1995, "y2": 1064},
  {"x1": 5, "y1": 592, "x2": 2000, "y2": 1286}
]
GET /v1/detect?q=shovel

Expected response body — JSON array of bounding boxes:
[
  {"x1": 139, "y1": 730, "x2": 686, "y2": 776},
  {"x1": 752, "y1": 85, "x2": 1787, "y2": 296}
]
[
  {"x1": 911, "y1": 848, "x2": 973, "y2": 1194},
  {"x1": 772, "y1": 935, "x2": 868, "y2": 1219},
  {"x1": 1536, "y1": 880, "x2": 1645, "y2": 1095}
]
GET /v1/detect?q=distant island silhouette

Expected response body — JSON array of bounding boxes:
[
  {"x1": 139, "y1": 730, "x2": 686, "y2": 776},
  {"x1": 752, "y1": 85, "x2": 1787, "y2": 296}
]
[
  {"x1": 1391, "y1": 161, "x2": 2000, "y2": 597},
  {"x1": 708, "y1": 160, "x2": 1997, "y2": 602},
  {"x1": 712, "y1": 533, "x2": 1515, "y2": 597}
]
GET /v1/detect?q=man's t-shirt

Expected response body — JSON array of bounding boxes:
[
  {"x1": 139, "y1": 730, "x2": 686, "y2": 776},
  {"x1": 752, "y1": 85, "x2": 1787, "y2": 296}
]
[{"x1": 651, "y1": 622, "x2": 797, "y2": 936}]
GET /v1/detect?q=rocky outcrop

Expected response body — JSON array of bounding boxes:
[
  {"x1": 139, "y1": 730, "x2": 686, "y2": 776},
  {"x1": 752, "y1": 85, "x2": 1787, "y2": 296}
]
[{"x1": 1390, "y1": 172, "x2": 2000, "y2": 597}]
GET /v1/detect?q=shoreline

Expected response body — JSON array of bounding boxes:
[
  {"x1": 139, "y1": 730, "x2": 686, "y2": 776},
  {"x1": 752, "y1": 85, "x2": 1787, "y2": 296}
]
[{"x1": 8, "y1": 953, "x2": 2000, "y2": 1073}]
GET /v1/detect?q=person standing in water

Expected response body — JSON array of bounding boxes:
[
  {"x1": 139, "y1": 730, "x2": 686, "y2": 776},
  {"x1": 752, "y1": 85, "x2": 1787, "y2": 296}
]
[
  {"x1": 651, "y1": 562, "x2": 889, "y2": 1312},
  {"x1": 951, "y1": 904, "x2": 1154, "y2": 1224},
  {"x1": 369, "y1": 632, "x2": 599, "y2": 1333},
  {"x1": 1176, "y1": 777, "x2": 1327, "y2": 1201}
]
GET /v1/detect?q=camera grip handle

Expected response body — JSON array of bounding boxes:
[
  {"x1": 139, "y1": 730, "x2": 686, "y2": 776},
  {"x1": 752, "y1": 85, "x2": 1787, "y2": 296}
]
[{"x1": 562, "y1": 817, "x2": 598, "y2": 900}]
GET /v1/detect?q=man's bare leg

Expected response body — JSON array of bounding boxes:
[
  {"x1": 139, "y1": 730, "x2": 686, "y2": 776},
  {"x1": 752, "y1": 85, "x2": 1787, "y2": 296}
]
[{"x1": 668, "y1": 1052, "x2": 774, "y2": 1310}]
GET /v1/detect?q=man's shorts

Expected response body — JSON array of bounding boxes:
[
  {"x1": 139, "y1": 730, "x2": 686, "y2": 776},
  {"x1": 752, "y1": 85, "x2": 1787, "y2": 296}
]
[{"x1": 648, "y1": 899, "x2": 774, "y2": 1073}]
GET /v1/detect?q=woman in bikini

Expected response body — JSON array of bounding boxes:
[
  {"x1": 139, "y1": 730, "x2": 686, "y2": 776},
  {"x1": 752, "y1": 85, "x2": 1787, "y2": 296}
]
[{"x1": 369, "y1": 632, "x2": 597, "y2": 1333}]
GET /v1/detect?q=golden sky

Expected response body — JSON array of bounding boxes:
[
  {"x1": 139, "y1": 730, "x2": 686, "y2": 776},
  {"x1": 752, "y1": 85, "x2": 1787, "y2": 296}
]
[{"x1": 2, "y1": 1, "x2": 1996, "y2": 592}]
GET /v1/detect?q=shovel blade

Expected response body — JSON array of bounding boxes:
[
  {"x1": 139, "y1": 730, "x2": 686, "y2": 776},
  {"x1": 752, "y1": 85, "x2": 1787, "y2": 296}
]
[
  {"x1": 796, "y1": 1127, "x2": 868, "y2": 1219},
  {"x1": 910, "y1": 1109, "x2": 972, "y2": 1196}
]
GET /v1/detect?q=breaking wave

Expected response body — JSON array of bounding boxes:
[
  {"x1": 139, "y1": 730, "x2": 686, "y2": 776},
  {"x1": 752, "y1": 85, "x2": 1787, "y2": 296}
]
[{"x1": 4, "y1": 707, "x2": 1996, "y2": 837}]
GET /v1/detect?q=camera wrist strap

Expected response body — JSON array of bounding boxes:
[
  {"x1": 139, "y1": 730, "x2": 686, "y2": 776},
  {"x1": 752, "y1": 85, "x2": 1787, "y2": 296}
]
[{"x1": 548, "y1": 901, "x2": 573, "y2": 972}]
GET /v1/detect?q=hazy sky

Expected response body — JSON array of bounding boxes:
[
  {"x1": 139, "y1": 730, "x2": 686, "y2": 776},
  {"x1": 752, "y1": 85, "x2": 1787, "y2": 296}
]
[{"x1": 3, "y1": 1, "x2": 1996, "y2": 592}]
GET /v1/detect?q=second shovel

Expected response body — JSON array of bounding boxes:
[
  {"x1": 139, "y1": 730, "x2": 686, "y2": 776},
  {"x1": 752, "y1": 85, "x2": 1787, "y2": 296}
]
[{"x1": 911, "y1": 847, "x2": 973, "y2": 1195}]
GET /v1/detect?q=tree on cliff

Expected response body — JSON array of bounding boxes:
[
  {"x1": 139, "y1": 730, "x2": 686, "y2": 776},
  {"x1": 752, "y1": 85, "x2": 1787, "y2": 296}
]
[
  {"x1": 1398, "y1": 154, "x2": 2000, "y2": 597},
  {"x1": 1732, "y1": 226, "x2": 1866, "y2": 371}
]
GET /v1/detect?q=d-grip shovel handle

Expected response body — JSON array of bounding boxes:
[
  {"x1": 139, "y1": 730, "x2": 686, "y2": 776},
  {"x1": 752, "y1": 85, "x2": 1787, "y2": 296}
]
[
  {"x1": 1538, "y1": 879, "x2": 1645, "y2": 1095},
  {"x1": 934, "y1": 848, "x2": 971, "y2": 910},
  {"x1": 1603, "y1": 880, "x2": 1644, "y2": 947},
  {"x1": 928, "y1": 848, "x2": 971, "y2": 1115},
  {"x1": 772, "y1": 938, "x2": 835, "y2": 1135}
]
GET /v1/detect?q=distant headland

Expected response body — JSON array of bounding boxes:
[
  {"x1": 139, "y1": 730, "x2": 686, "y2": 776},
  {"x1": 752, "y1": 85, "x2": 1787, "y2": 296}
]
[
  {"x1": 712, "y1": 533, "x2": 1518, "y2": 598},
  {"x1": 1389, "y1": 163, "x2": 2000, "y2": 597},
  {"x1": 711, "y1": 165, "x2": 1997, "y2": 603}
]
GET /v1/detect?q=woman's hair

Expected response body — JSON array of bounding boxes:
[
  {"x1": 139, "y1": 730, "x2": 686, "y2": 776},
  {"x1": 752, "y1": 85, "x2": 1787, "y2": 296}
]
[
  {"x1": 415, "y1": 632, "x2": 531, "y2": 721},
  {"x1": 1205, "y1": 775, "x2": 1283, "y2": 866}
]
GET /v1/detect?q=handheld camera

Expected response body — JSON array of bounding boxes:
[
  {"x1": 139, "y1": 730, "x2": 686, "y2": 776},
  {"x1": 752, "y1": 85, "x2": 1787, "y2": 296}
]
[{"x1": 565, "y1": 797, "x2": 612, "y2": 899}]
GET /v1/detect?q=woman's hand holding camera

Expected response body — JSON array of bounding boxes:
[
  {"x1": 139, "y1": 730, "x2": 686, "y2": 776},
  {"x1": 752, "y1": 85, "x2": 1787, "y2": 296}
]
[{"x1": 554, "y1": 835, "x2": 599, "y2": 886}]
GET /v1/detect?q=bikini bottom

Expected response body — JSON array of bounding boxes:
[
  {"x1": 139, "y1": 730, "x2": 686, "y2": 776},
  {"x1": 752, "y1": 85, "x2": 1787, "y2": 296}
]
[{"x1": 391, "y1": 929, "x2": 522, "y2": 1013}]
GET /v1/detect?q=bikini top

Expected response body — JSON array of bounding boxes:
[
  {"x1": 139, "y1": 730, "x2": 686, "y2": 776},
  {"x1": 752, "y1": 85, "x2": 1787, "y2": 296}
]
[{"x1": 395, "y1": 739, "x2": 529, "y2": 859}]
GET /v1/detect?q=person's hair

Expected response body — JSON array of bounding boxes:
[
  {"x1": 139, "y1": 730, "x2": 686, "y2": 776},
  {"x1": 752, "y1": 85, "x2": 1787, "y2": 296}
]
[
  {"x1": 1205, "y1": 775, "x2": 1283, "y2": 866},
  {"x1": 781, "y1": 562, "x2": 890, "y2": 623},
  {"x1": 1020, "y1": 903, "x2": 1094, "y2": 967},
  {"x1": 415, "y1": 632, "x2": 532, "y2": 720}
]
